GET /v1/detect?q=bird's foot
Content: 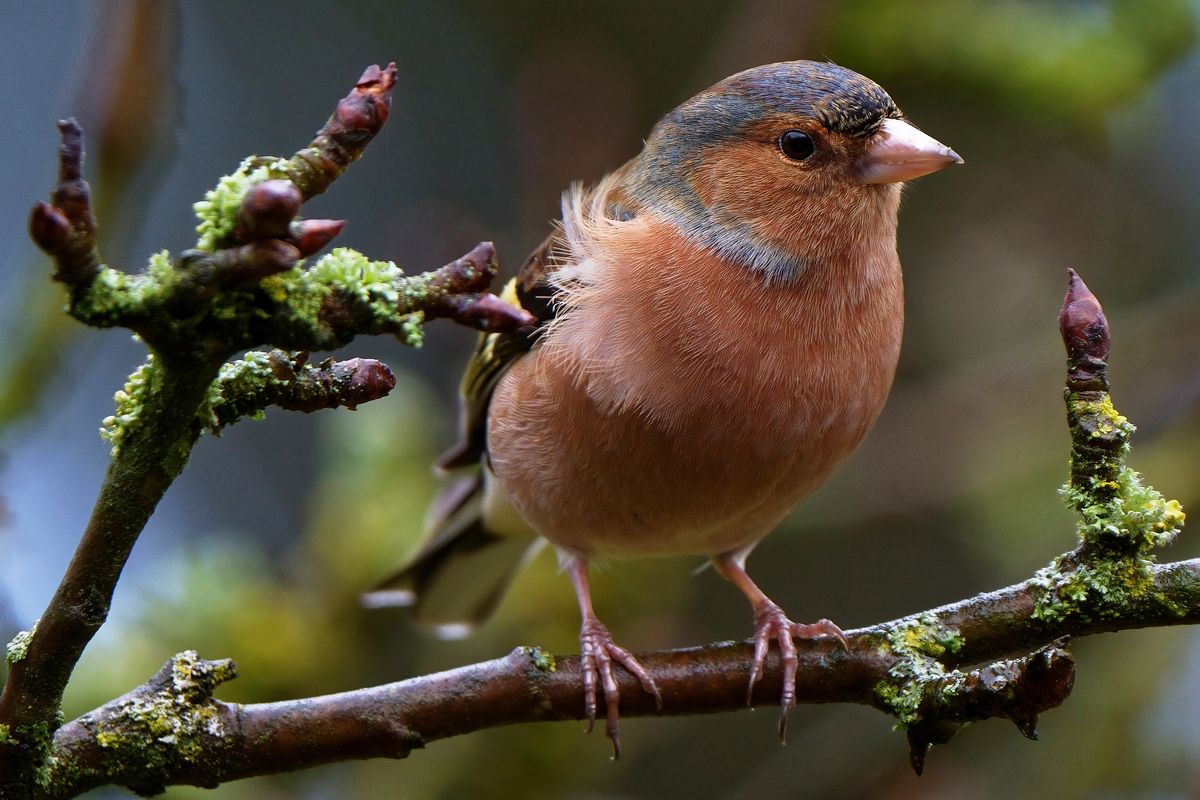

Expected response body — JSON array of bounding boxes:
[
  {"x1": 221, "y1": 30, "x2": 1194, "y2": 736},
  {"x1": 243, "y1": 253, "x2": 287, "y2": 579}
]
[
  {"x1": 579, "y1": 615, "x2": 662, "y2": 759},
  {"x1": 748, "y1": 601, "x2": 847, "y2": 741}
]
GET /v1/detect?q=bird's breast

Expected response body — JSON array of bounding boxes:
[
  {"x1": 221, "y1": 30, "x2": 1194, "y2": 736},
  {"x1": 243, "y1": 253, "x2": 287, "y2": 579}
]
[{"x1": 487, "y1": 214, "x2": 903, "y2": 559}]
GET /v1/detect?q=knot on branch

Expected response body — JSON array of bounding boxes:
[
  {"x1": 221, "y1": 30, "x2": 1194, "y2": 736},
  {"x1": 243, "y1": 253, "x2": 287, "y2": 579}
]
[
  {"x1": 904, "y1": 643, "x2": 1075, "y2": 775},
  {"x1": 60, "y1": 651, "x2": 238, "y2": 796}
]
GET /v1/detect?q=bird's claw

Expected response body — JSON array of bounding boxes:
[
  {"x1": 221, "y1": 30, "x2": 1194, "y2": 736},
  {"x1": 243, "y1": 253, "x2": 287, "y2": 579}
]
[
  {"x1": 748, "y1": 602, "x2": 846, "y2": 741},
  {"x1": 790, "y1": 617, "x2": 848, "y2": 650},
  {"x1": 580, "y1": 616, "x2": 662, "y2": 759}
]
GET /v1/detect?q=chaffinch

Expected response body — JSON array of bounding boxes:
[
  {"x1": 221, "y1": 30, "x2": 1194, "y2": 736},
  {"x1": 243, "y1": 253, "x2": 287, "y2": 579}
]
[{"x1": 366, "y1": 59, "x2": 961, "y2": 754}]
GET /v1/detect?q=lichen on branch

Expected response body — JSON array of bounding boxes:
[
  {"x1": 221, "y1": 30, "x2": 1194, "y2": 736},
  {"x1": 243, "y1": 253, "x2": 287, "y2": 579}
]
[
  {"x1": 868, "y1": 270, "x2": 1187, "y2": 770},
  {"x1": 48, "y1": 652, "x2": 239, "y2": 797},
  {"x1": 1031, "y1": 271, "x2": 1186, "y2": 624},
  {"x1": 203, "y1": 349, "x2": 398, "y2": 435}
]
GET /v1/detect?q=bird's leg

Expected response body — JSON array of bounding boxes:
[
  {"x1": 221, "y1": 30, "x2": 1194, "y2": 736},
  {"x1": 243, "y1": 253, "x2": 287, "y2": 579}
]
[
  {"x1": 712, "y1": 552, "x2": 847, "y2": 740},
  {"x1": 567, "y1": 557, "x2": 662, "y2": 758}
]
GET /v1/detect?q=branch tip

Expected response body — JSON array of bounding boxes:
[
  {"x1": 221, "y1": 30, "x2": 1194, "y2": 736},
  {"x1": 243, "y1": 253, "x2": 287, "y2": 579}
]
[
  {"x1": 438, "y1": 292, "x2": 539, "y2": 333},
  {"x1": 906, "y1": 731, "x2": 932, "y2": 776},
  {"x1": 285, "y1": 62, "x2": 399, "y2": 200},
  {"x1": 1060, "y1": 268, "x2": 1104, "y2": 362},
  {"x1": 56, "y1": 117, "x2": 84, "y2": 183},
  {"x1": 338, "y1": 62, "x2": 398, "y2": 131},
  {"x1": 427, "y1": 241, "x2": 498, "y2": 294}
]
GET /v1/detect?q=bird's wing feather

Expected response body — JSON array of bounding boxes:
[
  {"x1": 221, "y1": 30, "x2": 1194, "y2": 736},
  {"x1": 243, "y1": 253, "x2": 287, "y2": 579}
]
[{"x1": 433, "y1": 228, "x2": 566, "y2": 472}]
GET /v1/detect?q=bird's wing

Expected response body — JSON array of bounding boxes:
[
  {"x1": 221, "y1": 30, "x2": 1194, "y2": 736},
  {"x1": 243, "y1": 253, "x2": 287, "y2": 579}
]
[{"x1": 433, "y1": 228, "x2": 565, "y2": 472}]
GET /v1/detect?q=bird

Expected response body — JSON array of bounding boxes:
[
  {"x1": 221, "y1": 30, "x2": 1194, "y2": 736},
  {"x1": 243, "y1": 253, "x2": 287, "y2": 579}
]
[{"x1": 364, "y1": 59, "x2": 961, "y2": 755}]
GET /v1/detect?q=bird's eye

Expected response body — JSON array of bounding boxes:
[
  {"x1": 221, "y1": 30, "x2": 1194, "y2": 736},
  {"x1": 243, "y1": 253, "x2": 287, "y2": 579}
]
[{"x1": 778, "y1": 130, "x2": 815, "y2": 161}]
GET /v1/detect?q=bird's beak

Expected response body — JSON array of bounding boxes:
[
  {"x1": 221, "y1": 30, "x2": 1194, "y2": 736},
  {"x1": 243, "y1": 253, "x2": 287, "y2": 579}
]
[{"x1": 857, "y1": 118, "x2": 962, "y2": 184}]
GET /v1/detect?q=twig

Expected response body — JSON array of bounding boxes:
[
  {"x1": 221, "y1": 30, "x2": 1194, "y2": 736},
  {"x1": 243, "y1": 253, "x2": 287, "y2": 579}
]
[
  {"x1": 205, "y1": 350, "x2": 398, "y2": 434},
  {"x1": 28, "y1": 120, "x2": 101, "y2": 290}
]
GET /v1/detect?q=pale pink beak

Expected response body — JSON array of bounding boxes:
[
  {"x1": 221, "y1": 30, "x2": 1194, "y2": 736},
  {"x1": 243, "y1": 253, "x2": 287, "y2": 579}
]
[{"x1": 857, "y1": 118, "x2": 962, "y2": 184}]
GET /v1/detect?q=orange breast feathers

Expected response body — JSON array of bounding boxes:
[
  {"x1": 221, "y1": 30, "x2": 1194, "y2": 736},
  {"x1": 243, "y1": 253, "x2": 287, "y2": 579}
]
[{"x1": 485, "y1": 182, "x2": 905, "y2": 560}]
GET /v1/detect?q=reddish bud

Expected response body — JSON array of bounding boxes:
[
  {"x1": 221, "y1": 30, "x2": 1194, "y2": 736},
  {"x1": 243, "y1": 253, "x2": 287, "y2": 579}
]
[
  {"x1": 290, "y1": 219, "x2": 346, "y2": 256},
  {"x1": 238, "y1": 179, "x2": 302, "y2": 241},
  {"x1": 29, "y1": 201, "x2": 71, "y2": 252},
  {"x1": 333, "y1": 357, "x2": 397, "y2": 410},
  {"x1": 1060, "y1": 269, "x2": 1109, "y2": 362},
  {"x1": 333, "y1": 63, "x2": 398, "y2": 133},
  {"x1": 450, "y1": 293, "x2": 538, "y2": 333}
]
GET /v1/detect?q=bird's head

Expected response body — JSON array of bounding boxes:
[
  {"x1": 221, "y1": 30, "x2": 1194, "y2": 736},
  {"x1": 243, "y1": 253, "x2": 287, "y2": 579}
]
[{"x1": 624, "y1": 60, "x2": 961, "y2": 281}]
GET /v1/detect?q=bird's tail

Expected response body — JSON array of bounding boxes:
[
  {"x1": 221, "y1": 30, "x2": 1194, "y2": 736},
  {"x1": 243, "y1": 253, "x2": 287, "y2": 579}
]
[{"x1": 361, "y1": 472, "x2": 541, "y2": 638}]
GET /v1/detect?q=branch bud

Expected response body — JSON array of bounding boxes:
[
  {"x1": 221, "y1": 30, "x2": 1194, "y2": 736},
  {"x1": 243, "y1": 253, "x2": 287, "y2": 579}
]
[
  {"x1": 290, "y1": 219, "x2": 346, "y2": 256},
  {"x1": 329, "y1": 357, "x2": 397, "y2": 410},
  {"x1": 1060, "y1": 269, "x2": 1109, "y2": 391},
  {"x1": 334, "y1": 63, "x2": 398, "y2": 134},
  {"x1": 29, "y1": 201, "x2": 71, "y2": 253},
  {"x1": 237, "y1": 179, "x2": 302, "y2": 241}
]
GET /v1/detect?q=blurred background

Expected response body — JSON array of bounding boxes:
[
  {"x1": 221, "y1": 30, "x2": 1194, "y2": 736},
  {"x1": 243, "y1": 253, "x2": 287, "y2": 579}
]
[{"x1": 2, "y1": 1, "x2": 1200, "y2": 797}]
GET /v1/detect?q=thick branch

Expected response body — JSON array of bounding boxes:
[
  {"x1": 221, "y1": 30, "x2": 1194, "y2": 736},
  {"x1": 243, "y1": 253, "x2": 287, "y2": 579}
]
[
  {"x1": 0, "y1": 358, "x2": 219, "y2": 793},
  {"x1": 42, "y1": 559, "x2": 1199, "y2": 797}
]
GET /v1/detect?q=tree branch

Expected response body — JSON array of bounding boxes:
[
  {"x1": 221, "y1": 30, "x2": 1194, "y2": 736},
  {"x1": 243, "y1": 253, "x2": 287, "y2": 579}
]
[
  {"x1": 0, "y1": 64, "x2": 531, "y2": 798},
  {"x1": 39, "y1": 558, "x2": 1199, "y2": 797}
]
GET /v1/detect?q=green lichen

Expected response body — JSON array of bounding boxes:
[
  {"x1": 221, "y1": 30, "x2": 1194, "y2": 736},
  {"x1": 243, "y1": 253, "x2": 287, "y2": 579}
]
[
  {"x1": 260, "y1": 266, "x2": 330, "y2": 326},
  {"x1": 6, "y1": 619, "x2": 38, "y2": 663},
  {"x1": 1063, "y1": 465, "x2": 1185, "y2": 550},
  {"x1": 90, "y1": 651, "x2": 235, "y2": 788},
  {"x1": 522, "y1": 646, "x2": 557, "y2": 673},
  {"x1": 308, "y1": 247, "x2": 426, "y2": 346},
  {"x1": 1074, "y1": 394, "x2": 1132, "y2": 438},
  {"x1": 198, "y1": 350, "x2": 277, "y2": 434},
  {"x1": 0, "y1": 719, "x2": 58, "y2": 788},
  {"x1": 100, "y1": 356, "x2": 158, "y2": 457},
  {"x1": 874, "y1": 613, "x2": 966, "y2": 726},
  {"x1": 1031, "y1": 555, "x2": 1162, "y2": 622},
  {"x1": 193, "y1": 156, "x2": 289, "y2": 251},
  {"x1": 69, "y1": 250, "x2": 177, "y2": 327},
  {"x1": 1031, "y1": 388, "x2": 1186, "y2": 622}
]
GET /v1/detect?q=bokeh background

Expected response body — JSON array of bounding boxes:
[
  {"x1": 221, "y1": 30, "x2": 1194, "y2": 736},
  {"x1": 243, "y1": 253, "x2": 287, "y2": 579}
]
[{"x1": 3, "y1": 1, "x2": 1200, "y2": 797}]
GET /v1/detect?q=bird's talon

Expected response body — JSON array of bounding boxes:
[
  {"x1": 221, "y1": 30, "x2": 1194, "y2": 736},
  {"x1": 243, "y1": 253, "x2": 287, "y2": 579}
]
[
  {"x1": 791, "y1": 617, "x2": 849, "y2": 650},
  {"x1": 579, "y1": 616, "x2": 658, "y2": 755},
  {"x1": 748, "y1": 602, "x2": 841, "y2": 736}
]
